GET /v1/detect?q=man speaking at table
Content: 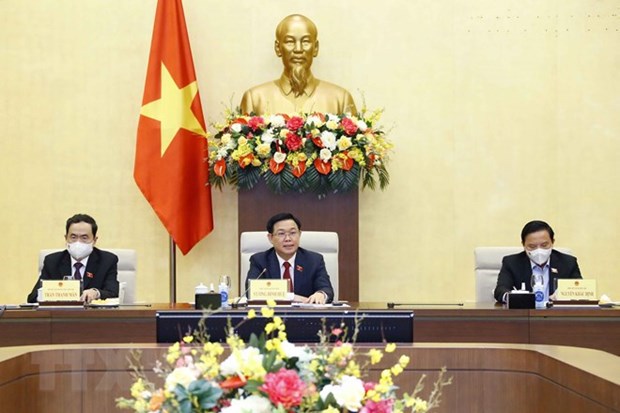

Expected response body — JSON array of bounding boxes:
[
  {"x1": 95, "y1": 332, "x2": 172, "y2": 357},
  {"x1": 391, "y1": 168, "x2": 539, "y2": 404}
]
[
  {"x1": 246, "y1": 212, "x2": 334, "y2": 304},
  {"x1": 27, "y1": 213, "x2": 119, "y2": 304}
]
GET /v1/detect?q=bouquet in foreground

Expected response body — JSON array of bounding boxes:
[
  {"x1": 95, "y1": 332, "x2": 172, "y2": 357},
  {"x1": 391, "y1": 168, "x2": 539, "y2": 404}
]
[
  {"x1": 117, "y1": 302, "x2": 451, "y2": 413},
  {"x1": 208, "y1": 108, "x2": 392, "y2": 195}
]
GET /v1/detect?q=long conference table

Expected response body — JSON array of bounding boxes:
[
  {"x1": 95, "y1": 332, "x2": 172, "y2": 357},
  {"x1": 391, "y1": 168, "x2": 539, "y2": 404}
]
[
  {"x1": 1, "y1": 302, "x2": 619, "y2": 412},
  {"x1": 1, "y1": 302, "x2": 619, "y2": 355}
]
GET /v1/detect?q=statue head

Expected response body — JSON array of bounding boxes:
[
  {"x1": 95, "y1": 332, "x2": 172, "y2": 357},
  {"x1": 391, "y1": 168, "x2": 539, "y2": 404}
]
[{"x1": 274, "y1": 14, "x2": 319, "y2": 97}]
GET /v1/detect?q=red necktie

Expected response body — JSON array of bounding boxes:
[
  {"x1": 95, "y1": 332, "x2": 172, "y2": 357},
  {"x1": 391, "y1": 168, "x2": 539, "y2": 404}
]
[
  {"x1": 73, "y1": 262, "x2": 83, "y2": 281},
  {"x1": 283, "y1": 262, "x2": 292, "y2": 292}
]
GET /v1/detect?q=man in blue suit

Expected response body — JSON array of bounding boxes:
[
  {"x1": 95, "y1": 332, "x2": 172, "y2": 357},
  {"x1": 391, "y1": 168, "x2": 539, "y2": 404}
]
[{"x1": 246, "y1": 212, "x2": 334, "y2": 304}]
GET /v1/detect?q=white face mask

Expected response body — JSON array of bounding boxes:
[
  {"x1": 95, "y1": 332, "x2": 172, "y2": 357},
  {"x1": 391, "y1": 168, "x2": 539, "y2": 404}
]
[
  {"x1": 67, "y1": 241, "x2": 93, "y2": 260},
  {"x1": 527, "y1": 248, "x2": 552, "y2": 266}
]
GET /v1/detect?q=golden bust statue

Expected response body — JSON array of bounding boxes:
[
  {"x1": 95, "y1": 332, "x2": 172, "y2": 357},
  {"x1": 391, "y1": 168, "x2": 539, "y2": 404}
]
[{"x1": 240, "y1": 14, "x2": 357, "y2": 115}]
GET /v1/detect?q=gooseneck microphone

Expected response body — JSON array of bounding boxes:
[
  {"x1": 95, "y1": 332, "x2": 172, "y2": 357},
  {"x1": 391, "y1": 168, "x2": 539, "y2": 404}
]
[{"x1": 232, "y1": 268, "x2": 267, "y2": 309}]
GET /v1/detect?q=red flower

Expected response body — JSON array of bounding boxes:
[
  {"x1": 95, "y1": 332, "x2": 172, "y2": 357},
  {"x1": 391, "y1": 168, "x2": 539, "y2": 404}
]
[
  {"x1": 220, "y1": 375, "x2": 247, "y2": 391},
  {"x1": 341, "y1": 152, "x2": 354, "y2": 171},
  {"x1": 269, "y1": 158, "x2": 285, "y2": 174},
  {"x1": 286, "y1": 116, "x2": 304, "y2": 132},
  {"x1": 248, "y1": 116, "x2": 264, "y2": 132},
  {"x1": 292, "y1": 162, "x2": 306, "y2": 178},
  {"x1": 259, "y1": 368, "x2": 305, "y2": 409},
  {"x1": 314, "y1": 158, "x2": 332, "y2": 175},
  {"x1": 214, "y1": 159, "x2": 227, "y2": 176},
  {"x1": 341, "y1": 117, "x2": 358, "y2": 136},
  {"x1": 310, "y1": 135, "x2": 324, "y2": 148},
  {"x1": 285, "y1": 132, "x2": 303, "y2": 151}
]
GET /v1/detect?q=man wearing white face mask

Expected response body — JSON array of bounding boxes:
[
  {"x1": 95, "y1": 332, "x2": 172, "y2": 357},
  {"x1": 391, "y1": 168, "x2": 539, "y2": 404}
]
[
  {"x1": 494, "y1": 220, "x2": 582, "y2": 303},
  {"x1": 27, "y1": 214, "x2": 119, "y2": 304}
]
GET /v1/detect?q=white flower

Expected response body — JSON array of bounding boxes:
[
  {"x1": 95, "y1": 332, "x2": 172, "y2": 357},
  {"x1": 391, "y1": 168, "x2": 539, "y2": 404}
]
[
  {"x1": 269, "y1": 114, "x2": 286, "y2": 128},
  {"x1": 273, "y1": 151, "x2": 287, "y2": 164},
  {"x1": 319, "y1": 148, "x2": 332, "y2": 161},
  {"x1": 220, "y1": 347, "x2": 264, "y2": 376},
  {"x1": 261, "y1": 130, "x2": 275, "y2": 145},
  {"x1": 280, "y1": 341, "x2": 313, "y2": 363},
  {"x1": 320, "y1": 375, "x2": 365, "y2": 411},
  {"x1": 356, "y1": 120, "x2": 368, "y2": 132},
  {"x1": 217, "y1": 148, "x2": 229, "y2": 159},
  {"x1": 165, "y1": 367, "x2": 198, "y2": 391},
  {"x1": 320, "y1": 131, "x2": 337, "y2": 150},
  {"x1": 231, "y1": 123, "x2": 242, "y2": 133},
  {"x1": 306, "y1": 115, "x2": 324, "y2": 128},
  {"x1": 326, "y1": 113, "x2": 340, "y2": 121},
  {"x1": 221, "y1": 395, "x2": 272, "y2": 413}
]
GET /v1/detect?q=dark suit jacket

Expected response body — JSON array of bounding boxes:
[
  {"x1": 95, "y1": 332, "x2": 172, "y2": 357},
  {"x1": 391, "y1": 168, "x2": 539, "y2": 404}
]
[
  {"x1": 246, "y1": 247, "x2": 334, "y2": 302},
  {"x1": 494, "y1": 249, "x2": 581, "y2": 302},
  {"x1": 27, "y1": 248, "x2": 119, "y2": 303}
]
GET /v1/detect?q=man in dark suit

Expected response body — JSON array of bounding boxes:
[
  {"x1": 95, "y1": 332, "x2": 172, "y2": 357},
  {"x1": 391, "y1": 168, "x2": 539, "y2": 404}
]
[
  {"x1": 246, "y1": 212, "x2": 334, "y2": 304},
  {"x1": 27, "y1": 214, "x2": 119, "y2": 304},
  {"x1": 494, "y1": 220, "x2": 582, "y2": 303}
]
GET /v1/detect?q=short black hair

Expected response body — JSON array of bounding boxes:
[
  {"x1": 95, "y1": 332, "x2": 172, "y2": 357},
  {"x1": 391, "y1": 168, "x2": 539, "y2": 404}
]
[
  {"x1": 266, "y1": 212, "x2": 302, "y2": 234},
  {"x1": 521, "y1": 220, "x2": 554, "y2": 244},
  {"x1": 65, "y1": 214, "x2": 98, "y2": 237}
]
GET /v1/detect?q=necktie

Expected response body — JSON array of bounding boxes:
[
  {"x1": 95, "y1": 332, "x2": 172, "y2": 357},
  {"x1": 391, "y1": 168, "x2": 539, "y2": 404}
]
[
  {"x1": 283, "y1": 262, "x2": 292, "y2": 292},
  {"x1": 73, "y1": 262, "x2": 83, "y2": 281}
]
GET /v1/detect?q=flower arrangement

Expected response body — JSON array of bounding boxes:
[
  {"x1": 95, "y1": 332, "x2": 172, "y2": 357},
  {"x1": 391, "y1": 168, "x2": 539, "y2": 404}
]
[
  {"x1": 117, "y1": 302, "x2": 451, "y2": 413},
  {"x1": 208, "y1": 108, "x2": 392, "y2": 195}
]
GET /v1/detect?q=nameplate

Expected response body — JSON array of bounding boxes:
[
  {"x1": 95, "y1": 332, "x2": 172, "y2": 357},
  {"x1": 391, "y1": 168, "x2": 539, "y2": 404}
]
[
  {"x1": 249, "y1": 279, "x2": 288, "y2": 301},
  {"x1": 41, "y1": 280, "x2": 81, "y2": 302},
  {"x1": 555, "y1": 279, "x2": 597, "y2": 301}
]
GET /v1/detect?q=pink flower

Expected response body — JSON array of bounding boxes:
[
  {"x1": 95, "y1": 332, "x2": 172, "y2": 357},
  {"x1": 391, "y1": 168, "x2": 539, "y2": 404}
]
[
  {"x1": 286, "y1": 116, "x2": 304, "y2": 131},
  {"x1": 360, "y1": 398, "x2": 394, "y2": 413},
  {"x1": 248, "y1": 116, "x2": 264, "y2": 132},
  {"x1": 259, "y1": 368, "x2": 306, "y2": 409},
  {"x1": 341, "y1": 117, "x2": 358, "y2": 136},
  {"x1": 285, "y1": 132, "x2": 303, "y2": 151}
]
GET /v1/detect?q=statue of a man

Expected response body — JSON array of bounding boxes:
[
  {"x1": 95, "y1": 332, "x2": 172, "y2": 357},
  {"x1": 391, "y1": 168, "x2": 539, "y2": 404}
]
[{"x1": 240, "y1": 14, "x2": 357, "y2": 115}]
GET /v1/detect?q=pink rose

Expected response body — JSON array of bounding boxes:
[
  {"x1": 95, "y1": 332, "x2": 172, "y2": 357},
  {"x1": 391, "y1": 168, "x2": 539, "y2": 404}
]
[
  {"x1": 360, "y1": 398, "x2": 394, "y2": 413},
  {"x1": 286, "y1": 116, "x2": 304, "y2": 131},
  {"x1": 248, "y1": 116, "x2": 264, "y2": 132},
  {"x1": 341, "y1": 117, "x2": 358, "y2": 136},
  {"x1": 285, "y1": 132, "x2": 303, "y2": 151},
  {"x1": 260, "y1": 368, "x2": 306, "y2": 409}
]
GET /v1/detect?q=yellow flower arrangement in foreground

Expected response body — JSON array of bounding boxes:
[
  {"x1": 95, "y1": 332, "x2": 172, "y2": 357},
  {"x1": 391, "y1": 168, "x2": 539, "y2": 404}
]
[{"x1": 117, "y1": 300, "x2": 451, "y2": 413}]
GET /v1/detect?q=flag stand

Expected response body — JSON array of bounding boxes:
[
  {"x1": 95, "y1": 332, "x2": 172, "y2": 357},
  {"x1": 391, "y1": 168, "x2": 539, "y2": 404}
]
[{"x1": 169, "y1": 236, "x2": 177, "y2": 304}]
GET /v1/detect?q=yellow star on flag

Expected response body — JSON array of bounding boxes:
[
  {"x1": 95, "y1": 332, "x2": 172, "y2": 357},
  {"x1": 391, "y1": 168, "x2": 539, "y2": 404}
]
[{"x1": 140, "y1": 62, "x2": 207, "y2": 156}]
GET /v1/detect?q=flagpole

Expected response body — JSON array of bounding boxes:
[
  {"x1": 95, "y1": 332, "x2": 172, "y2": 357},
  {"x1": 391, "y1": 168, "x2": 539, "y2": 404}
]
[{"x1": 169, "y1": 236, "x2": 177, "y2": 304}]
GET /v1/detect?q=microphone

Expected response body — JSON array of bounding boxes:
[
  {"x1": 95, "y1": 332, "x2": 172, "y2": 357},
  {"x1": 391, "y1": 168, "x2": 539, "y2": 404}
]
[
  {"x1": 232, "y1": 268, "x2": 267, "y2": 309},
  {"x1": 387, "y1": 302, "x2": 464, "y2": 308}
]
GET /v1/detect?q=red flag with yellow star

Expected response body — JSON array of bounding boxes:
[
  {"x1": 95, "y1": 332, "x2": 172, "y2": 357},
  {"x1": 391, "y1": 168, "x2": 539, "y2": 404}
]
[{"x1": 134, "y1": 0, "x2": 213, "y2": 255}]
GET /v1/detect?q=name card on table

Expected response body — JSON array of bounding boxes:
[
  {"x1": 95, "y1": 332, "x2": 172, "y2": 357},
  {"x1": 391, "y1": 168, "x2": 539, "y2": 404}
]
[
  {"x1": 555, "y1": 279, "x2": 597, "y2": 301},
  {"x1": 41, "y1": 280, "x2": 81, "y2": 301},
  {"x1": 249, "y1": 279, "x2": 288, "y2": 301}
]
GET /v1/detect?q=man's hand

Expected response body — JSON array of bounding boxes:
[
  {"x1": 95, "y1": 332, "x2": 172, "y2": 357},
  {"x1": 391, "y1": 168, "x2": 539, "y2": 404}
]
[
  {"x1": 81, "y1": 288, "x2": 100, "y2": 304},
  {"x1": 305, "y1": 291, "x2": 327, "y2": 304}
]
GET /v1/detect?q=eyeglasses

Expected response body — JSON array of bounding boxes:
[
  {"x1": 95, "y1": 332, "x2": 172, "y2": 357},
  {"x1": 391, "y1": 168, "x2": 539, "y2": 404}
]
[{"x1": 273, "y1": 230, "x2": 300, "y2": 240}]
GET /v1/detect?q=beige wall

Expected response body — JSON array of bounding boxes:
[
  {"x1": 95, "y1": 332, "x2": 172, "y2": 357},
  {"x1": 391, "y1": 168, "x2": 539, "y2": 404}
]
[{"x1": 1, "y1": 0, "x2": 618, "y2": 304}]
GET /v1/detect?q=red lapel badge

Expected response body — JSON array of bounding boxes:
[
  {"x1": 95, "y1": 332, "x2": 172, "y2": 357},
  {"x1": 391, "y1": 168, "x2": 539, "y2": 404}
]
[
  {"x1": 86, "y1": 272, "x2": 94, "y2": 279},
  {"x1": 296, "y1": 265, "x2": 303, "y2": 272}
]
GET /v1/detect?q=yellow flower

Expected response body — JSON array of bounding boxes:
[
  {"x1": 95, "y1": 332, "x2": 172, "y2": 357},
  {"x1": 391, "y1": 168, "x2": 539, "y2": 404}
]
[
  {"x1": 368, "y1": 348, "x2": 383, "y2": 364},
  {"x1": 391, "y1": 364, "x2": 404, "y2": 376},
  {"x1": 398, "y1": 355, "x2": 410, "y2": 367},
  {"x1": 385, "y1": 343, "x2": 396, "y2": 353},
  {"x1": 261, "y1": 307, "x2": 274, "y2": 318},
  {"x1": 247, "y1": 309, "x2": 256, "y2": 319},
  {"x1": 279, "y1": 129, "x2": 289, "y2": 138},
  {"x1": 255, "y1": 142, "x2": 271, "y2": 157},
  {"x1": 326, "y1": 120, "x2": 338, "y2": 130},
  {"x1": 237, "y1": 137, "x2": 247, "y2": 146},
  {"x1": 220, "y1": 133, "x2": 231, "y2": 145},
  {"x1": 337, "y1": 136, "x2": 352, "y2": 151},
  {"x1": 266, "y1": 299, "x2": 277, "y2": 307},
  {"x1": 322, "y1": 407, "x2": 340, "y2": 413},
  {"x1": 182, "y1": 336, "x2": 193, "y2": 344},
  {"x1": 130, "y1": 378, "x2": 145, "y2": 398}
]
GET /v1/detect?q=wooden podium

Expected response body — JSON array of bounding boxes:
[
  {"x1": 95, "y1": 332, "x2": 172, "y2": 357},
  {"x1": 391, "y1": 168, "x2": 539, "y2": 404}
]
[{"x1": 238, "y1": 182, "x2": 359, "y2": 301}]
